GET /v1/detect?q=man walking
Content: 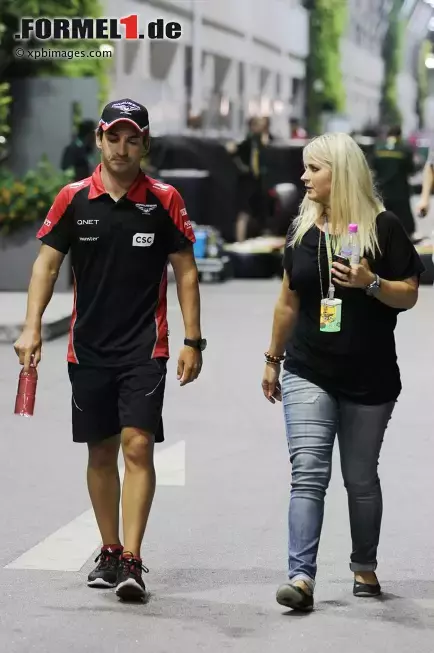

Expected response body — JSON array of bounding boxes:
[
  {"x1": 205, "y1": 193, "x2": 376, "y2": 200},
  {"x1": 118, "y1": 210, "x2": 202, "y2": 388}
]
[
  {"x1": 372, "y1": 125, "x2": 417, "y2": 239},
  {"x1": 61, "y1": 119, "x2": 96, "y2": 181},
  {"x1": 416, "y1": 144, "x2": 434, "y2": 219},
  {"x1": 14, "y1": 98, "x2": 206, "y2": 601}
]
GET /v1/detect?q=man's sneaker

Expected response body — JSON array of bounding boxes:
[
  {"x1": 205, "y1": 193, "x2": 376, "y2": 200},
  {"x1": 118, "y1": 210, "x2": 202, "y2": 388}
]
[
  {"x1": 115, "y1": 553, "x2": 149, "y2": 601},
  {"x1": 88, "y1": 546, "x2": 123, "y2": 588}
]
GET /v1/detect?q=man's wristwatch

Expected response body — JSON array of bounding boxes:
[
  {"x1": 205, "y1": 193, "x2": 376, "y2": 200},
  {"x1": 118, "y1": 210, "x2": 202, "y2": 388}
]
[
  {"x1": 365, "y1": 273, "x2": 381, "y2": 296},
  {"x1": 184, "y1": 338, "x2": 207, "y2": 351}
]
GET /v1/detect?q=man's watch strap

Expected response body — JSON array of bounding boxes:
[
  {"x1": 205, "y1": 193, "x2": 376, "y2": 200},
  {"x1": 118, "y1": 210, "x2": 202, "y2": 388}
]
[{"x1": 184, "y1": 338, "x2": 207, "y2": 351}]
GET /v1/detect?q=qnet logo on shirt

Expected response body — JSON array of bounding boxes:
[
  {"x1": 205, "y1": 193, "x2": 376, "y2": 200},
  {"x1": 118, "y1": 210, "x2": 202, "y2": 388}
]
[{"x1": 133, "y1": 233, "x2": 155, "y2": 247}]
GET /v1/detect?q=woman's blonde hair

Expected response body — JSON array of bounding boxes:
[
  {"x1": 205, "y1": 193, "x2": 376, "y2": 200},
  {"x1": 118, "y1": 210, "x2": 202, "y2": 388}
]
[{"x1": 290, "y1": 132, "x2": 384, "y2": 257}]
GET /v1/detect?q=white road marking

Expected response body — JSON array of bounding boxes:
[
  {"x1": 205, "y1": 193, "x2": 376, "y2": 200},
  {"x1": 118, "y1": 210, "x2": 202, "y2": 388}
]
[
  {"x1": 5, "y1": 510, "x2": 102, "y2": 572},
  {"x1": 4, "y1": 441, "x2": 185, "y2": 572}
]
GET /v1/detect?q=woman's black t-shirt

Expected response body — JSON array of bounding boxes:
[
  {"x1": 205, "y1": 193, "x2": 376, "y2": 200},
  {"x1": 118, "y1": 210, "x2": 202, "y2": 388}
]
[{"x1": 283, "y1": 211, "x2": 425, "y2": 404}]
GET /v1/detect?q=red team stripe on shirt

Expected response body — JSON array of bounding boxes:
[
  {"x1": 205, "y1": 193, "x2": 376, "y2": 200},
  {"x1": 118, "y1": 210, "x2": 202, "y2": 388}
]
[
  {"x1": 38, "y1": 179, "x2": 91, "y2": 364},
  {"x1": 148, "y1": 178, "x2": 196, "y2": 244},
  {"x1": 152, "y1": 268, "x2": 169, "y2": 358},
  {"x1": 67, "y1": 271, "x2": 79, "y2": 364},
  {"x1": 37, "y1": 179, "x2": 91, "y2": 240},
  {"x1": 147, "y1": 179, "x2": 195, "y2": 358}
]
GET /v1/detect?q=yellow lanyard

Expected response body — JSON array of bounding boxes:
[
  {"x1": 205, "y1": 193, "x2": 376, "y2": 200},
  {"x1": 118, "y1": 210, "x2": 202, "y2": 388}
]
[
  {"x1": 251, "y1": 143, "x2": 260, "y2": 177},
  {"x1": 323, "y1": 218, "x2": 335, "y2": 298}
]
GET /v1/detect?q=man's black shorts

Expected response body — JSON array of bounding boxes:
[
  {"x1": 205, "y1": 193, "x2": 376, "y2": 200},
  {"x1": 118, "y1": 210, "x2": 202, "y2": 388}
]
[{"x1": 67, "y1": 359, "x2": 167, "y2": 444}]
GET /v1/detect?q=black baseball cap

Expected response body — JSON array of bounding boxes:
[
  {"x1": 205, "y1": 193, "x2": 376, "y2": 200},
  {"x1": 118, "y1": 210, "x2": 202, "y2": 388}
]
[{"x1": 98, "y1": 98, "x2": 149, "y2": 133}]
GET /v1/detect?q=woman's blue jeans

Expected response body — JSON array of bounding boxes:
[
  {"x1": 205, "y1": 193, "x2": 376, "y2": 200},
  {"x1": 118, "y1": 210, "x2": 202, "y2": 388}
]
[{"x1": 282, "y1": 370, "x2": 395, "y2": 590}]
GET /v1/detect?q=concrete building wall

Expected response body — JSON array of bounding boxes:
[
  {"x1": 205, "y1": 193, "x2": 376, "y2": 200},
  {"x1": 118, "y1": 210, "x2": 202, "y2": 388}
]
[
  {"x1": 342, "y1": 0, "x2": 434, "y2": 133},
  {"x1": 340, "y1": 0, "x2": 391, "y2": 131},
  {"x1": 341, "y1": 40, "x2": 385, "y2": 130},
  {"x1": 398, "y1": 0, "x2": 434, "y2": 134},
  {"x1": 104, "y1": 0, "x2": 310, "y2": 138},
  {"x1": 8, "y1": 77, "x2": 99, "y2": 176}
]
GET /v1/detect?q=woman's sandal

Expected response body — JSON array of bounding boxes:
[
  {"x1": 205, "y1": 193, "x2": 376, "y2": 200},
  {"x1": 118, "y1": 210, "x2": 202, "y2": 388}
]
[
  {"x1": 276, "y1": 582, "x2": 314, "y2": 611},
  {"x1": 353, "y1": 580, "x2": 382, "y2": 597}
]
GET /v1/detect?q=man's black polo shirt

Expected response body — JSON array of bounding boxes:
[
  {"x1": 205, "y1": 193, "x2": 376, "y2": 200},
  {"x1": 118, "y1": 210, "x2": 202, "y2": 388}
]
[{"x1": 37, "y1": 164, "x2": 196, "y2": 367}]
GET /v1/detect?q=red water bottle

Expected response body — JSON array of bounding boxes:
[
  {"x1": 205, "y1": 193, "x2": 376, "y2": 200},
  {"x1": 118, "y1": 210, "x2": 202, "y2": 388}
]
[{"x1": 14, "y1": 365, "x2": 38, "y2": 417}]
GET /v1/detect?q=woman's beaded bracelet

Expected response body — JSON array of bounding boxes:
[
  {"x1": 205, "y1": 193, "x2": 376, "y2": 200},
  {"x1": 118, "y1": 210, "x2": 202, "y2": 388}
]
[{"x1": 264, "y1": 352, "x2": 285, "y2": 365}]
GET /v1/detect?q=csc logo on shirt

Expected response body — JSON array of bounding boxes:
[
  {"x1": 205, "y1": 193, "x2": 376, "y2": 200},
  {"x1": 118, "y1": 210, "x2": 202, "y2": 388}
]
[{"x1": 132, "y1": 233, "x2": 155, "y2": 247}]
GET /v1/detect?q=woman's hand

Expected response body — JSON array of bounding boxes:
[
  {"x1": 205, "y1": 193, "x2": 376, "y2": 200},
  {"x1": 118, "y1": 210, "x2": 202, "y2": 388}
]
[
  {"x1": 262, "y1": 362, "x2": 282, "y2": 404},
  {"x1": 332, "y1": 258, "x2": 375, "y2": 289}
]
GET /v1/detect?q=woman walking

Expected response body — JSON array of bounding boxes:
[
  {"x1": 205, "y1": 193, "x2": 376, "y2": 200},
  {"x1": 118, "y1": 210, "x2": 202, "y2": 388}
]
[{"x1": 262, "y1": 132, "x2": 424, "y2": 612}]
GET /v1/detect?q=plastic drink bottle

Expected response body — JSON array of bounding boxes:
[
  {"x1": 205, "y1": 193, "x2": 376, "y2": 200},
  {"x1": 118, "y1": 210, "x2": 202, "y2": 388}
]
[
  {"x1": 14, "y1": 365, "x2": 38, "y2": 417},
  {"x1": 340, "y1": 223, "x2": 360, "y2": 264}
]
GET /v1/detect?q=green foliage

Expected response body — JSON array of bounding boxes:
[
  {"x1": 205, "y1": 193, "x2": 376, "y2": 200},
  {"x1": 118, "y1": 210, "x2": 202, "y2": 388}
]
[
  {"x1": 306, "y1": 0, "x2": 347, "y2": 135},
  {"x1": 0, "y1": 0, "x2": 111, "y2": 109},
  {"x1": 0, "y1": 81, "x2": 12, "y2": 136},
  {"x1": 0, "y1": 81, "x2": 12, "y2": 161},
  {"x1": 0, "y1": 157, "x2": 73, "y2": 235},
  {"x1": 380, "y1": 1, "x2": 404, "y2": 126}
]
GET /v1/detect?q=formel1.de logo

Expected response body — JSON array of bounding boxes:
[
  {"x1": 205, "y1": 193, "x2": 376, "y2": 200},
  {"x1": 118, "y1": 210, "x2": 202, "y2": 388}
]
[{"x1": 15, "y1": 16, "x2": 182, "y2": 41}]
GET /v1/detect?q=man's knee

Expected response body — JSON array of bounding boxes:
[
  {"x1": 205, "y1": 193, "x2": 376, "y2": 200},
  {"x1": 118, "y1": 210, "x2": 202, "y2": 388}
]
[
  {"x1": 122, "y1": 428, "x2": 154, "y2": 468},
  {"x1": 88, "y1": 435, "x2": 120, "y2": 470}
]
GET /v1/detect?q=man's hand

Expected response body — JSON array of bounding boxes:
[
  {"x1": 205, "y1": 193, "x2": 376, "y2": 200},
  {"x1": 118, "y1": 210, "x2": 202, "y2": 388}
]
[
  {"x1": 332, "y1": 258, "x2": 375, "y2": 289},
  {"x1": 177, "y1": 346, "x2": 202, "y2": 386},
  {"x1": 14, "y1": 327, "x2": 42, "y2": 372}
]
